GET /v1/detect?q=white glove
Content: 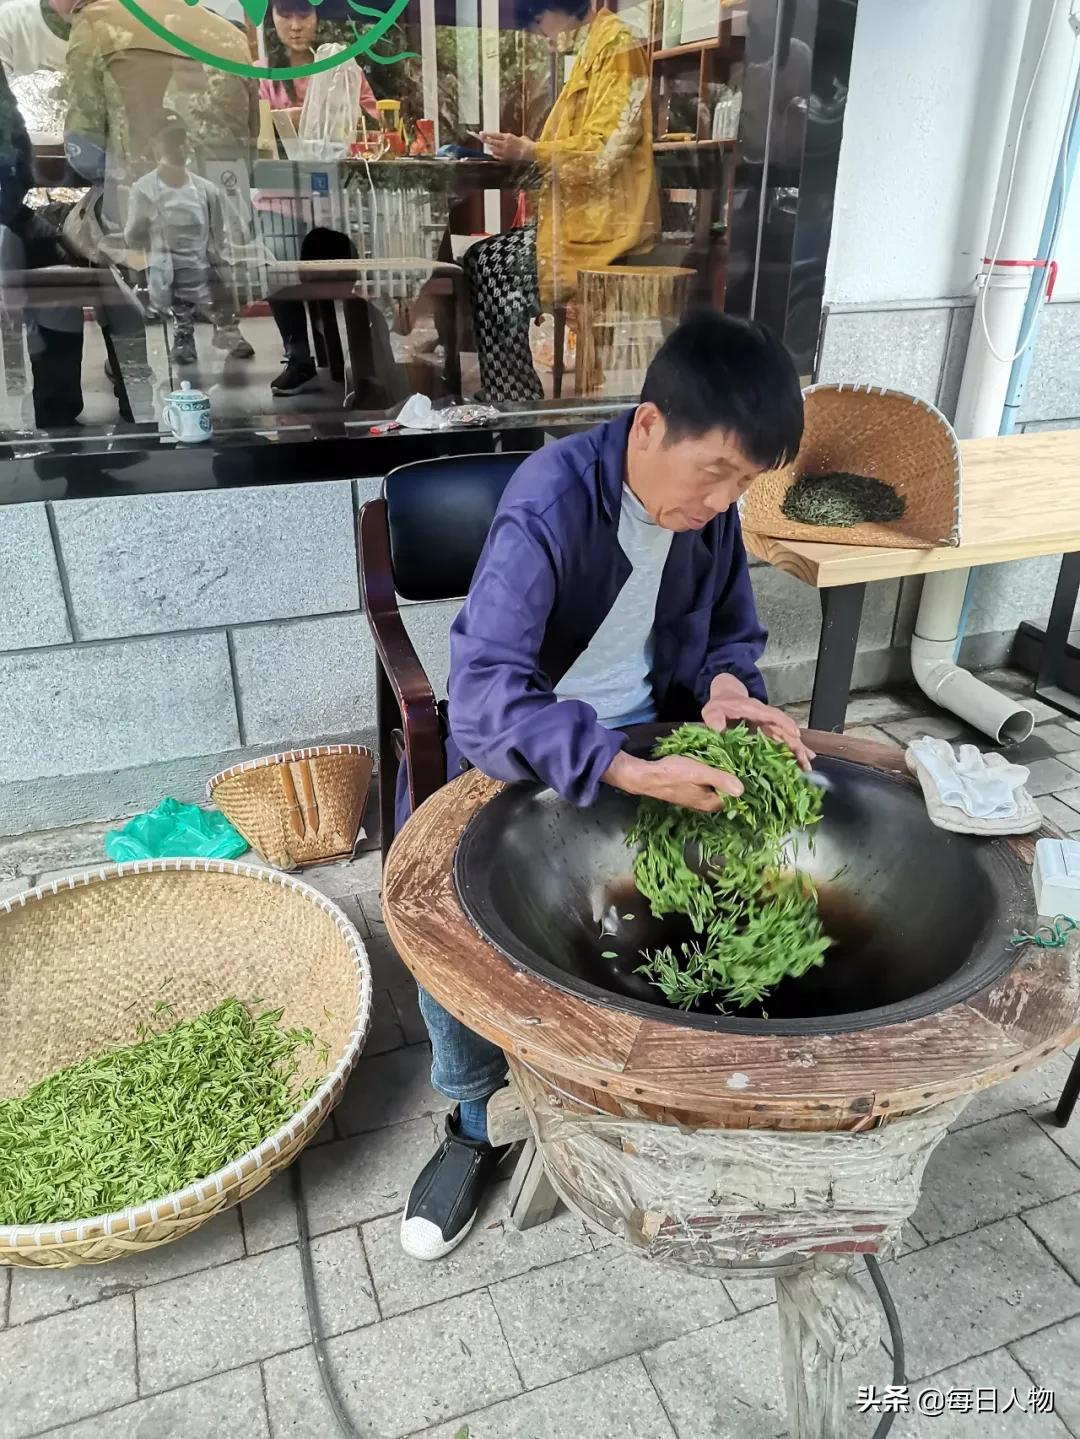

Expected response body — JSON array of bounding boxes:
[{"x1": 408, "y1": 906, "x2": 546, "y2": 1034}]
[
  {"x1": 906, "y1": 738, "x2": 1028, "y2": 819},
  {"x1": 905, "y1": 737, "x2": 1042, "y2": 835}
]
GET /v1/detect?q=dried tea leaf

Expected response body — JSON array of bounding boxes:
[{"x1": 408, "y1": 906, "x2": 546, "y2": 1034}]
[{"x1": 782, "y1": 471, "x2": 905, "y2": 528}]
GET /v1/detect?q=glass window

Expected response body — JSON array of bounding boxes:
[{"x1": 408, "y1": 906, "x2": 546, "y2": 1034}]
[{"x1": 0, "y1": 0, "x2": 838, "y2": 443}]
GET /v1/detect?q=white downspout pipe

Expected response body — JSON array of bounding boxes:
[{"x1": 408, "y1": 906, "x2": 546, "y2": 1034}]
[
  {"x1": 911, "y1": 571, "x2": 1034, "y2": 744},
  {"x1": 911, "y1": 0, "x2": 1080, "y2": 746}
]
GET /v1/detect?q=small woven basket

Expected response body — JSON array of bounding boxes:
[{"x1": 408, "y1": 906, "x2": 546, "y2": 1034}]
[
  {"x1": 742, "y1": 384, "x2": 962, "y2": 549},
  {"x1": 207, "y1": 745, "x2": 373, "y2": 871},
  {"x1": 0, "y1": 860, "x2": 371, "y2": 1268}
]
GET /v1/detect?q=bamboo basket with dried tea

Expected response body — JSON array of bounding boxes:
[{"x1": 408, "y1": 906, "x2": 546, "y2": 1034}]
[{"x1": 742, "y1": 383, "x2": 962, "y2": 550}]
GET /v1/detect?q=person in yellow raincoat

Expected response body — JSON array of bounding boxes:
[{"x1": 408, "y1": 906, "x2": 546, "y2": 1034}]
[{"x1": 472, "y1": 0, "x2": 658, "y2": 402}]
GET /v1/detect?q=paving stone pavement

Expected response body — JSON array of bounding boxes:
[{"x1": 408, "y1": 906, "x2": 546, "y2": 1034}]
[{"x1": 3, "y1": 678, "x2": 1080, "y2": 1437}]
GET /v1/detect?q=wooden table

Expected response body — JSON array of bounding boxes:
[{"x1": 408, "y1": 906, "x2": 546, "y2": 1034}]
[
  {"x1": 265, "y1": 257, "x2": 465, "y2": 404},
  {"x1": 744, "y1": 428, "x2": 1080, "y2": 730}
]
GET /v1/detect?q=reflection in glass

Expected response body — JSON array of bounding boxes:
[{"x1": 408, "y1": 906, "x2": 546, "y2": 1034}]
[{"x1": 0, "y1": 0, "x2": 852, "y2": 441}]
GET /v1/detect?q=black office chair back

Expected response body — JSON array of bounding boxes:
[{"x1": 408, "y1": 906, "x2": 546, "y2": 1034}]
[{"x1": 384, "y1": 452, "x2": 530, "y2": 603}]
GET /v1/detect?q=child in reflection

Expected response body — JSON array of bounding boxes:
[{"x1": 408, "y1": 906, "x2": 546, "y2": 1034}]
[{"x1": 125, "y1": 116, "x2": 235, "y2": 368}]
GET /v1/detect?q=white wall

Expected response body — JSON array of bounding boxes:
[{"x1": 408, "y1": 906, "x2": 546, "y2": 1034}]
[
  {"x1": 825, "y1": 0, "x2": 1034, "y2": 305},
  {"x1": 1054, "y1": 168, "x2": 1080, "y2": 300}
]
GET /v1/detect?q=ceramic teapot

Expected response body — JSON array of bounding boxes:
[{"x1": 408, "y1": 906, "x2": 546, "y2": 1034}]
[{"x1": 162, "y1": 381, "x2": 212, "y2": 444}]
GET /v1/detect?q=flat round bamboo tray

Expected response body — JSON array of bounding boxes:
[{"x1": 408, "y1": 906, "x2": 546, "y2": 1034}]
[
  {"x1": 0, "y1": 859, "x2": 372, "y2": 1268},
  {"x1": 207, "y1": 744, "x2": 373, "y2": 871},
  {"x1": 742, "y1": 383, "x2": 962, "y2": 550}
]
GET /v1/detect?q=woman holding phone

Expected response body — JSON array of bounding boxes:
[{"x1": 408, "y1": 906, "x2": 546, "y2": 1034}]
[{"x1": 468, "y1": 0, "x2": 657, "y2": 402}]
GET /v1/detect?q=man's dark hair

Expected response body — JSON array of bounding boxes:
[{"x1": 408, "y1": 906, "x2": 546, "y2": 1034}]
[
  {"x1": 641, "y1": 309, "x2": 804, "y2": 471},
  {"x1": 159, "y1": 113, "x2": 187, "y2": 144}
]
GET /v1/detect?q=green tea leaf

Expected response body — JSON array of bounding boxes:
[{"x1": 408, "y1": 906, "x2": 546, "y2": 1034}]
[
  {"x1": 629, "y1": 725, "x2": 829, "y2": 1009},
  {"x1": 0, "y1": 999, "x2": 329, "y2": 1227}
]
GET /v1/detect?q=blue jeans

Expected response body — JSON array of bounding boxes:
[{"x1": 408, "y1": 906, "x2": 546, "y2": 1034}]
[
  {"x1": 418, "y1": 987, "x2": 507, "y2": 1104},
  {"x1": 396, "y1": 730, "x2": 507, "y2": 1106}
]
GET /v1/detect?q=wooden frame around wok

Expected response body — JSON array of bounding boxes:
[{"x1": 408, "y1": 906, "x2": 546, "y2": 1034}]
[{"x1": 383, "y1": 730, "x2": 1080, "y2": 1131}]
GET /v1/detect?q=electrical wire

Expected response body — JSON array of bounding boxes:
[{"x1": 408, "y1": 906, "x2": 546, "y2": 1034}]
[
  {"x1": 294, "y1": 1149, "x2": 909, "y2": 1439},
  {"x1": 865, "y1": 1254, "x2": 906, "y2": 1439},
  {"x1": 977, "y1": 3, "x2": 1075, "y2": 364},
  {"x1": 293, "y1": 1162, "x2": 363, "y2": 1439}
]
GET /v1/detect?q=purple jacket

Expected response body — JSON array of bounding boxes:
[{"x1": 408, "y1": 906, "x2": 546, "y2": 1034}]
[{"x1": 446, "y1": 410, "x2": 767, "y2": 807}]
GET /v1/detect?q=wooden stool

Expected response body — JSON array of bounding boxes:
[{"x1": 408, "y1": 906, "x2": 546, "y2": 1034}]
[
  {"x1": 574, "y1": 265, "x2": 694, "y2": 398},
  {"x1": 488, "y1": 1081, "x2": 559, "y2": 1230}
]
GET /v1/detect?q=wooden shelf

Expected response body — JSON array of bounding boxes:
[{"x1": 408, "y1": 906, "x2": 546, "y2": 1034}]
[
  {"x1": 653, "y1": 138, "x2": 737, "y2": 152},
  {"x1": 652, "y1": 37, "x2": 722, "y2": 61}
]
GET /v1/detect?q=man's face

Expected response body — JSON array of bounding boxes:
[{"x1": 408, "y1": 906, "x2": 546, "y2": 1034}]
[{"x1": 627, "y1": 403, "x2": 762, "y2": 532}]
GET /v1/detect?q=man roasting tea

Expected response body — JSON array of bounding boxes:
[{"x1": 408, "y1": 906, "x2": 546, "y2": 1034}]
[{"x1": 397, "y1": 310, "x2": 810, "y2": 1260}]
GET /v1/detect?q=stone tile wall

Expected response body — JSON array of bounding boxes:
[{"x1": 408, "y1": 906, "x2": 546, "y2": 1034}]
[{"x1": 2, "y1": 299, "x2": 1077, "y2": 836}]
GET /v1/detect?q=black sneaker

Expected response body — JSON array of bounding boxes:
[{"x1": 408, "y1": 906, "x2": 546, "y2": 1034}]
[
  {"x1": 171, "y1": 331, "x2": 197, "y2": 366},
  {"x1": 271, "y1": 358, "x2": 318, "y2": 396},
  {"x1": 400, "y1": 1111, "x2": 508, "y2": 1260}
]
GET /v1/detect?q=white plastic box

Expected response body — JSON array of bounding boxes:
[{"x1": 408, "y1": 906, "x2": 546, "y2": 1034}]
[{"x1": 1033, "y1": 838, "x2": 1080, "y2": 920}]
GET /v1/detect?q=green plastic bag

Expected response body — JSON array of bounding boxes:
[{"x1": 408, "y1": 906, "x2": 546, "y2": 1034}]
[{"x1": 104, "y1": 798, "x2": 248, "y2": 863}]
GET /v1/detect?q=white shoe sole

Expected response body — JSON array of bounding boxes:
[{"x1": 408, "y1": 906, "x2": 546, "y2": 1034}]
[{"x1": 399, "y1": 1207, "x2": 478, "y2": 1262}]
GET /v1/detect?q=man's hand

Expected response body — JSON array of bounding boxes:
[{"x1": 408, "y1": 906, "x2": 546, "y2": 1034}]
[
  {"x1": 477, "y1": 131, "x2": 537, "y2": 163},
  {"x1": 603, "y1": 751, "x2": 743, "y2": 813},
  {"x1": 703, "y1": 674, "x2": 815, "y2": 771}
]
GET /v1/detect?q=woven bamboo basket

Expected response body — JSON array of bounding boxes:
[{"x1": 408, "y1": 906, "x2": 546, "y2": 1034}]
[
  {"x1": 742, "y1": 383, "x2": 962, "y2": 549},
  {"x1": 207, "y1": 744, "x2": 373, "y2": 871},
  {"x1": 0, "y1": 860, "x2": 371, "y2": 1268}
]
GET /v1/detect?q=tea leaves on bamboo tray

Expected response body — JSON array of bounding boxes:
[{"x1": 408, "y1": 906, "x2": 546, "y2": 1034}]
[
  {"x1": 627, "y1": 724, "x2": 830, "y2": 1009},
  {"x1": 0, "y1": 999, "x2": 324, "y2": 1227},
  {"x1": 781, "y1": 471, "x2": 905, "y2": 527}
]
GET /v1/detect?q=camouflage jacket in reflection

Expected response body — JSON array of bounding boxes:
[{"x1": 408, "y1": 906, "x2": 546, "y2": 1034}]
[{"x1": 65, "y1": 0, "x2": 258, "y2": 243}]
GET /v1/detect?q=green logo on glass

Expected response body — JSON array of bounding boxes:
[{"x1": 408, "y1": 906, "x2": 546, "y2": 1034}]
[{"x1": 117, "y1": 0, "x2": 414, "y2": 80}]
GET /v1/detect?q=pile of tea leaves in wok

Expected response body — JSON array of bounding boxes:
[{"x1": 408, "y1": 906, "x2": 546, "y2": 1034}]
[
  {"x1": 628, "y1": 725, "x2": 830, "y2": 1009},
  {"x1": 782, "y1": 470, "x2": 905, "y2": 528},
  {"x1": 0, "y1": 998, "x2": 326, "y2": 1226}
]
